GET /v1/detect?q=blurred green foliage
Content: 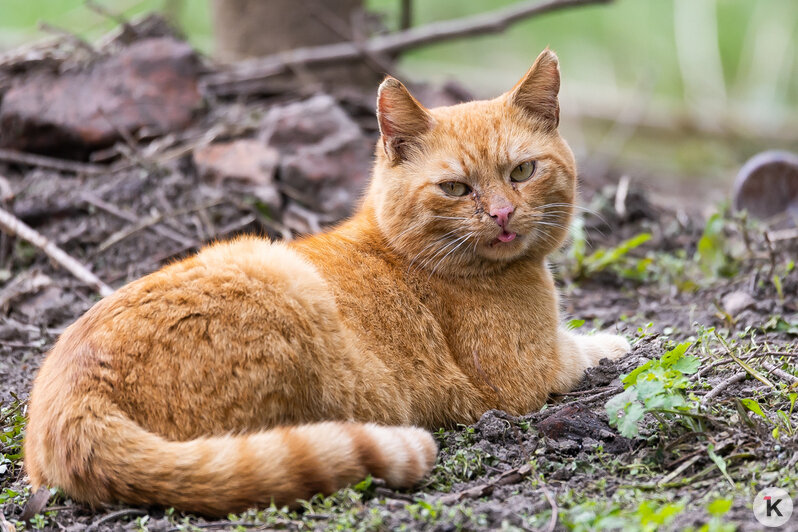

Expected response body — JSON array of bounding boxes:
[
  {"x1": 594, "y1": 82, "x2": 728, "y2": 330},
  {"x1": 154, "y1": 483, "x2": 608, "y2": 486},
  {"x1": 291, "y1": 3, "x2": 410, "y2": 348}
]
[
  {"x1": 1, "y1": 0, "x2": 795, "y2": 182},
  {"x1": 2, "y1": 0, "x2": 795, "y2": 106}
]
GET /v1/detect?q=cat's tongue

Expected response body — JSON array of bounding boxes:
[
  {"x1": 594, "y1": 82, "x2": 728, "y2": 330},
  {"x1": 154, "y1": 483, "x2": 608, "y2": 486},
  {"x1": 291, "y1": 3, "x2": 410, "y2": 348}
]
[{"x1": 497, "y1": 231, "x2": 517, "y2": 243}]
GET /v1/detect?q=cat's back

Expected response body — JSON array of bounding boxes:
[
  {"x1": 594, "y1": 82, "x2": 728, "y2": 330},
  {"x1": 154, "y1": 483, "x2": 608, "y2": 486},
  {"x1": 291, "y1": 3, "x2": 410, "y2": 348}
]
[
  {"x1": 291, "y1": 216, "x2": 483, "y2": 426},
  {"x1": 27, "y1": 235, "x2": 363, "y2": 443},
  {"x1": 290, "y1": 214, "x2": 442, "y2": 347}
]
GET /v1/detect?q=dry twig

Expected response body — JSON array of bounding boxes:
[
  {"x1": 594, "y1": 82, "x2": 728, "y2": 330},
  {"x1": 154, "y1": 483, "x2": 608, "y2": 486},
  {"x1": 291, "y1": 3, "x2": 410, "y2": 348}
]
[
  {"x1": 0, "y1": 148, "x2": 106, "y2": 175},
  {"x1": 0, "y1": 512, "x2": 16, "y2": 532},
  {"x1": 19, "y1": 487, "x2": 50, "y2": 526},
  {"x1": 762, "y1": 362, "x2": 798, "y2": 385},
  {"x1": 438, "y1": 464, "x2": 533, "y2": 504},
  {"x1": 82, "y1": 192, "x2": 193, "y2": 248},
  {"x1": 86, "y1": 509, "x2": 147, "y2": 532},
  {"x1": 542, "y1": 484, "x2": 559, "y2": 532},
  {"x1": 202, "y1": 0, "x2": 612, "y2": 94},
  {"x1": 303, "y1": 0, "x2": 397, "y2": 78},
  {"x1": 700, "y1": 371, "x2": 746, "y2": 408},
  {"x1": 97, "y1": 200, "x2": 221, "y2": 252},
  {"x1": 714, "y1": 331, "x2": 774, "y2": 389},
  {"x1": 766, "y1": 228, "x2": 798, "y2": 243},
  {"x1": 0, "y1": 207, "x2": 113, "y2": 296}
]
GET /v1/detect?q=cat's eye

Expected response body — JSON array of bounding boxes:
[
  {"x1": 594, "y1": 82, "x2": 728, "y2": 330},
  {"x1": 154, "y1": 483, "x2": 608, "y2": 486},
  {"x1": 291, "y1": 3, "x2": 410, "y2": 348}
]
[
  {"x1": 439, "y1": 181, "x2": 471, "y2": 197},
  {"x1": 510, "y1": 161, "x2": 537, "y2": 182}
]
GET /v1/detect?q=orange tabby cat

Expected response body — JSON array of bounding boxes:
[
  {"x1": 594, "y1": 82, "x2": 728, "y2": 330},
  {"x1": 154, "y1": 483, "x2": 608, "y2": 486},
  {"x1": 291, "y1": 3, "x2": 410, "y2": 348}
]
[{"x1": 25, "y1": 49, "x2": 629, "y2": 516}]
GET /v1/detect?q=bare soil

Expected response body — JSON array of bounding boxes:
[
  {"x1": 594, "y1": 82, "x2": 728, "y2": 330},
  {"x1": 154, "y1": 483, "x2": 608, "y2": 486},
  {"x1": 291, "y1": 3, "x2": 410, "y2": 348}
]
[{"x1": 1, "y1": 28, "x2": 797, "y2": 532}]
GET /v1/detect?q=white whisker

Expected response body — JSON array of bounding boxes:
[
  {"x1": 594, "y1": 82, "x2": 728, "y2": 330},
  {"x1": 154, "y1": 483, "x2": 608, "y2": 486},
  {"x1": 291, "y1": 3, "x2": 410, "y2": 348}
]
[
  {"x1": 429, "y1": 232, "x2": 474, "y2": 278},
  {"x1": 416, "y1": 233, "x2": 470, "y2": 272}
]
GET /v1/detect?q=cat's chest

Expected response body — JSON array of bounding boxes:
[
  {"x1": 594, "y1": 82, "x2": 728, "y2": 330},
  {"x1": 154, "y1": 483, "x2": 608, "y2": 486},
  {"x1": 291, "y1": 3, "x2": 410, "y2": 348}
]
[{"x1": 436, "y1": 282, "x2": 554, "y2": 348}]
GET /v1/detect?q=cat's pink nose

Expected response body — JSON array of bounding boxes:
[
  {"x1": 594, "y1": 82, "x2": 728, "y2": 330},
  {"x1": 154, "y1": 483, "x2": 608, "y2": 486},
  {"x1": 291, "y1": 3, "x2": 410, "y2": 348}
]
[{"x1": 490, "y1": 205, "x2": 514, "y2": 228}]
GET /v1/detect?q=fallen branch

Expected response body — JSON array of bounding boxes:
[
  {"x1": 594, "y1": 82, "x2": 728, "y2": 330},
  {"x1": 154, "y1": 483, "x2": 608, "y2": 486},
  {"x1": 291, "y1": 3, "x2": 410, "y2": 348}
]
[
  {"x1": 714, "y1": 331, "x2": 774, "y2": 389},
  {"x1": 303, "y1": 0, "x2": 397, "y2": 78},
  {"x1": 767, "y1": 228, "x2": 798, "y2": 243},
  {"x1": 542, "y1": 386, "x2": 622, "y2": 419},
  {"x1": 437, "y1": 464, "x2": 533, "y2": 504},
  {"x1": 0, "y1": 512, "x2": 15, "y2": 532},
  {"x1": 542, "y1": 483, "x2": 559, "y2": 532},
  {"x1": 0, "y1": 207, "x2": 114, "y2": 297},
  {"x1": 0, "y1": 148, "x2": 107, "y2": 175},
  {"x1": 202, "y1": 0, "x2": 612, "y2": 95},
  {"x1": 700, "y1": 371, "x2": 746, "y2": 408},
  {"x1": 19, "y1": 487, "x2": 50, "y2": 527},
  {"x1": 97, "y1": 199, "x2": 221, "y2": 252},
  {"x1": 86, "y1": 509, "x2": 147, "y2": 532},
  {"x1": 762, "y1": 361, "x2": 798, "y2": 385},
  {"x1": 82, "y1": 192, "x2": 194, "y2": 248}
]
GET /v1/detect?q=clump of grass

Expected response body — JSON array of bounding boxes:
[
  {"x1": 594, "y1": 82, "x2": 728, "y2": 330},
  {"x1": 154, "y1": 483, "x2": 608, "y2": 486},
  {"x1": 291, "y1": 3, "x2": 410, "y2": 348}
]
[
  {"x1": 559, "y1": 207, "x2": 753, "y2": 290},
  {"x1": 0, "y1": 395, "x2": 26, "y2": 487},
  {"x1": 605, "y1": 340, "x2": 700, "y2": 438},
  {"x1": 425, "y1": 426, "x2": 497, "y2": 492}
]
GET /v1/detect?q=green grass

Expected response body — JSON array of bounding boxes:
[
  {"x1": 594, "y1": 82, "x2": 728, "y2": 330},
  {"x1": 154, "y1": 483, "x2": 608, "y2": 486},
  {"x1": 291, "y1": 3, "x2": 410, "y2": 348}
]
[{"x1": 2, "y1": 0, "x2": 796, "y2": 107}]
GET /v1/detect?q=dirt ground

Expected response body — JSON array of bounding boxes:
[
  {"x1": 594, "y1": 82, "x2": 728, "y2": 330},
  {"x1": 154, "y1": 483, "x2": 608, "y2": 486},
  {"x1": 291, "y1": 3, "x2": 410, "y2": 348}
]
[{"x1": 1, "y1": 25, "x2": 798, "y2": 532}]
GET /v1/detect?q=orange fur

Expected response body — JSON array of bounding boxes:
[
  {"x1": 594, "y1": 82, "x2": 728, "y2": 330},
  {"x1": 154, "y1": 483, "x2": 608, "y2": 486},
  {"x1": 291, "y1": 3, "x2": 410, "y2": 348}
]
[{"x1": 25, "y1": 49, "x2": 629, "y2": 516}]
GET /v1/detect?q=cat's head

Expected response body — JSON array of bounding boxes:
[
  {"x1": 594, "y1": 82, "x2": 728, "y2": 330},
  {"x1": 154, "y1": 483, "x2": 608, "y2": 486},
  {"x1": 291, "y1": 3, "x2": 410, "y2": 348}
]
[{"x1": 367, "y1": 49, "x2": 576, "y2": 277}]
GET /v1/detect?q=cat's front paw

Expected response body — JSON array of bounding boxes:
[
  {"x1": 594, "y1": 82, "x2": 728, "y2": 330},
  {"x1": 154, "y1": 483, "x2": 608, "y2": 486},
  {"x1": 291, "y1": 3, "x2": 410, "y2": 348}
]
[{"x1": 589, "y1": 333, "x2": 631, "y2": 362}]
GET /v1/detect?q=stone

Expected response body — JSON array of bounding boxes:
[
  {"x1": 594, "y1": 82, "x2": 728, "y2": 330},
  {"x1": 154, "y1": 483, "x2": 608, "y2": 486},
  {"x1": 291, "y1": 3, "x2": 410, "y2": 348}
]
[
  {"x1": 261, "y1": 94, "x2": 372, "y2": 217},
  {"x1": 474, "y1": 409, "x2": 513, "y2": 443},
  {"x1": 193, "y1": 139, "x2": 280, "y2": 210},
  {"x1": 733, "y1": 150, "x2": 798, "y2": 220},
  {"x1": 0, "y1": 37, "x2": 202, "y2": 157},
  {"x1": 722, "y1": 291, "x2": 755, "y2": 317},
  {"x1": 539, "y1": 404, "x2": 631, "y2": 454}
]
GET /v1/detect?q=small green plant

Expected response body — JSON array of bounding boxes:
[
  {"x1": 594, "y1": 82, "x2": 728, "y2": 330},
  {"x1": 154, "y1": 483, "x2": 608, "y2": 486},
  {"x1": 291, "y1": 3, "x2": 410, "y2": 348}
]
[
  {"x1": 762, "y1": 315, "x2": 798, "y2": 336},
  {"x1": 606, "y1": 341, "x2": 700, "y2": 437},
  {"x1": 695, "y1": 213, "x2": 737, "y2": 278},
  {"x1": 684, "y1": 498, "x2": 736, "y2": 532},
  {"x1": 567, "y1": 224, "x2": 652, "y2": 280},
  {"x1": 406, "y1": 499, "x2": 442, "y2": 523},
  {"x1": 0, "y1": 396, "x2": 26, "y2": 480},
  {"x1": 561, "y1": 499, "x2": 684, "y2": 532},
  {"x1": 740, "y1": 393, "x2": 797, "y2": 439},
  {"x1": 582, "y1": 232, "x2": 652, "y2": 275},
  {"x1": 29, "y1": 512, "x2": 48, "y2": 530},
  {"x1": 134, "y1": 514, "x2": 151, "y2": 532}
]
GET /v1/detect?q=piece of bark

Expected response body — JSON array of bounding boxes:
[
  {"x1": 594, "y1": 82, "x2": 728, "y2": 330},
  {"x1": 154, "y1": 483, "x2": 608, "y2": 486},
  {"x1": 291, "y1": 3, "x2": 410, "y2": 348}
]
[{"x1": 0, "y1": 37, "x2": 202, "y2": 158}]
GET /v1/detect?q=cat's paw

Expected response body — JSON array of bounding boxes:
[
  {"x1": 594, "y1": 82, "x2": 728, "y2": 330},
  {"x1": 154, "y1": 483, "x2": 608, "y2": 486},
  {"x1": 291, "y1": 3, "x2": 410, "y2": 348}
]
[{"x1": 588, "y1": 333, "x2": 631, "y2": 362}]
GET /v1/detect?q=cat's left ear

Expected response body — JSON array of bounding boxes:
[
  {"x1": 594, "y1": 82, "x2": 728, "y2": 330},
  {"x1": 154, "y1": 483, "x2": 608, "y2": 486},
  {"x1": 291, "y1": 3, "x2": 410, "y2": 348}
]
[
  {"x1": 507, "y1": 48, "x2": 560, "y2": 129},
  {"x1": 377, "y1": 77, "x2": 434, "y2": 163}
]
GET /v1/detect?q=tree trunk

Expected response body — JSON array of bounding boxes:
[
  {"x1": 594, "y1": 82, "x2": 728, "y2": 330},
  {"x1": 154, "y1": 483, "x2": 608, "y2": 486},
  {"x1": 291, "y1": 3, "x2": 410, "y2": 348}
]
[{"x1": 211, "y1": 0, "x2": 383, "y2": 88}]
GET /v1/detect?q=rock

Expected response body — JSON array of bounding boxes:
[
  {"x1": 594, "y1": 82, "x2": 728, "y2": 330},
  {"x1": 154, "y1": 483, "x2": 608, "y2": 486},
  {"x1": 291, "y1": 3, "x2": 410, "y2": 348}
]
[
  {"x1": 0, "y1": 38, "x2": 202, "y2": 157},
  {"x1": 722, "y1": 291, "x2": 755, "y2": 317},
  {"x1": 193, "y1": 139, "x2": 280, "y2": 210},
  {"x1": 474, "y1": 409, "x2": 513, "y2": 443},
  {"x1": 261, "y1": 94, "x2": 372, "y2": 217},
  {"x1": 733, "y1": 150, "x2": 798, "y2": 220},
  {"x1": 0, "y1": 270, "x2": 51, "y2": 313},
  {"x1": 539, "y1": 404, "x2": 630, "y2": 454},
  {"x1": 16, "y1": 284, "x2": 77, "y2": 326}
]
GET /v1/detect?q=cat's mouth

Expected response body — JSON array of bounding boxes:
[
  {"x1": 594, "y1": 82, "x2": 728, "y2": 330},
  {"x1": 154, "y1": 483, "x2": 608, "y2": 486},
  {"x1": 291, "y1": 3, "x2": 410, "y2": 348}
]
[{"x1": 490, "y1": 231, "x2": 518, "y2": 246}]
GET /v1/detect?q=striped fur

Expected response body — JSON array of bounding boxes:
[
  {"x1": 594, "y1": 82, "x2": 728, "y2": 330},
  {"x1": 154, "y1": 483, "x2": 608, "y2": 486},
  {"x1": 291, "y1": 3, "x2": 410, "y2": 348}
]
[{"x1": 25, "y1": 50, "x2": 629, "y2": 515}]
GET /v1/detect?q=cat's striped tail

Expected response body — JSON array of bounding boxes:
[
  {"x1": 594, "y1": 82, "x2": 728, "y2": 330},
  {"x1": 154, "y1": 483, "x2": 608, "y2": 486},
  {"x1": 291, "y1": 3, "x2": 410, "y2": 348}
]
[{"x1": 24, "y1": 396, "x2": 437, "y2": 516}]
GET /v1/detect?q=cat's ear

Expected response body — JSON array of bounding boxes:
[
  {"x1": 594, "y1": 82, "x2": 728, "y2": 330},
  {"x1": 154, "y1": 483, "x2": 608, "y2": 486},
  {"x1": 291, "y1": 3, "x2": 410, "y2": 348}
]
[
  {"x1": 507, "y1": 48, "x2": 560, "y2": 129},
  {"x1": 377, "y1": 77, "x2": 434, "y2": 163}
]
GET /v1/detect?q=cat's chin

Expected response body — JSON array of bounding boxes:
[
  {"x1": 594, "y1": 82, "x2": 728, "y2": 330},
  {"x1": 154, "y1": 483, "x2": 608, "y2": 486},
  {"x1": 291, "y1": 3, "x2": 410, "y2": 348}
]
[{"x1": 479, "y1": 233, "x2": 528, "y2": 261}]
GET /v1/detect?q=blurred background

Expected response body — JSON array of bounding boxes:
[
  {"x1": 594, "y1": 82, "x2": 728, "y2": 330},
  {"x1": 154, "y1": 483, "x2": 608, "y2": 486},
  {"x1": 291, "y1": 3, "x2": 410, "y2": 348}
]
[{"x1": 1, "y1": 0, "x2": 797, "y2": 207}]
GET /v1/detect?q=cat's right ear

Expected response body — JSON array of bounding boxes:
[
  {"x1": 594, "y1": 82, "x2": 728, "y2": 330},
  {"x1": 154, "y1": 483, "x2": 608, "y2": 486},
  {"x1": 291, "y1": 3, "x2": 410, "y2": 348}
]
[
  {"x1": 507, "y1": 48, "x2": 561, "y2": 130},
  {"x1": 377, "y1": 77, "x2": 434, "y2": 164}
]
